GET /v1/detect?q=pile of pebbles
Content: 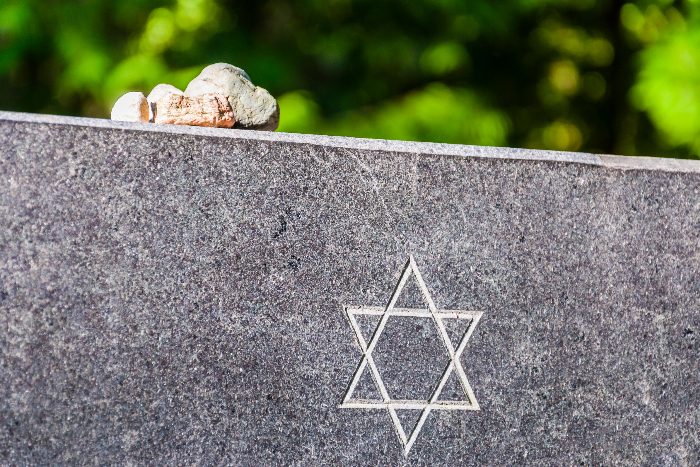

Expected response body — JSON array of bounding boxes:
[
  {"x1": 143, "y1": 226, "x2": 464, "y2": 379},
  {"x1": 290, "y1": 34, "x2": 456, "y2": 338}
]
[{"x1": 110, "y1": 63, "x2": 279, "y2": 131}]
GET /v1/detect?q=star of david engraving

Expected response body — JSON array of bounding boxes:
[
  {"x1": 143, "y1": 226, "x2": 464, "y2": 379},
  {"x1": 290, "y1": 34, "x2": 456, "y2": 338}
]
[{"x1": 340, "y1": 255, "x2": 483, "y2": 455}]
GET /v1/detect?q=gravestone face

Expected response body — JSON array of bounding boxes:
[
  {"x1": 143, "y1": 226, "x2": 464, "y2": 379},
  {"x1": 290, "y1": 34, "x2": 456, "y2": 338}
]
[{"x1": 1, "y1": 111, "x2": 699, "y2": 465}]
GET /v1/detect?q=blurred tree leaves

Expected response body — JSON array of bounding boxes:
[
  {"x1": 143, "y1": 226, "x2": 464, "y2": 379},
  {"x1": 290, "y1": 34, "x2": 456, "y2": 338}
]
[
  {"x1": 0, "y1": 0, "x2": 698, "y2": 158},
  {"x1": 278, "y1": 83, "x2": 510, "y2": 146},
  {"x1": 630, "y1": 4, "x2": 700, "y2": 155}
]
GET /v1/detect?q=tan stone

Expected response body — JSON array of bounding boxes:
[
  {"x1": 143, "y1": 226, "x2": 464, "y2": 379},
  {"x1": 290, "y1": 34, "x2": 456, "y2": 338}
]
[
  {"x1": 147, "y1": 84, "x2": 184, "y2": 122},
  {"x1": 153, "y1": 93, "x2": 235, "y2": 128}
]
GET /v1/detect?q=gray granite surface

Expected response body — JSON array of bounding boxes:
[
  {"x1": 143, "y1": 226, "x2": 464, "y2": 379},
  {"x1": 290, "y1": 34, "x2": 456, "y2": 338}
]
[{"x1": 0, "y1": 111, "x2": 699, "y2": 465}]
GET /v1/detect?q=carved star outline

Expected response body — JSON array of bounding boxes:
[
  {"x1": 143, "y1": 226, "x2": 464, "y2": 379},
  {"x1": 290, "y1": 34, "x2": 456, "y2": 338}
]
[{"x1": 340, "y1": 255, "x2": 483, "y2": 455}]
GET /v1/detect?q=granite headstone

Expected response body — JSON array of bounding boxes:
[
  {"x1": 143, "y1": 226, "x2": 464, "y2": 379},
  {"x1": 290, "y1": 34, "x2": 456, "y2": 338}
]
[{"x1": 1, "y1": 111, "x2": 699, "y2": 465}]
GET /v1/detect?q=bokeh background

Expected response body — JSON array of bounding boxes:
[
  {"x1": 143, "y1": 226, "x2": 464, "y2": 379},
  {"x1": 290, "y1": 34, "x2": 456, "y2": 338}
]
[{"x1": 1, "y1": 0, "x2": 699, "y2": 159}]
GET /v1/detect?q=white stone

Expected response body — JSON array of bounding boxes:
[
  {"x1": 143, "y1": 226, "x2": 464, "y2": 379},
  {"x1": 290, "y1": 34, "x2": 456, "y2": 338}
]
[
  {"x1": 147, "y1": 84, "x2": 183, "y2": 122},
  {"x1": 184, "y1": 63, "x2": 279, "y2": 131},
  {"x1": 110, "y1": 92, "x2": 149, "y2": 123}
]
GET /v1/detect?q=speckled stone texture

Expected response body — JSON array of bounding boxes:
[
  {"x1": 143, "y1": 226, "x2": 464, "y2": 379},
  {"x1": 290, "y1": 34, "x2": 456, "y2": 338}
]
[{"x1": 1, "y1": 112, "x2": 699, "y2": 466}]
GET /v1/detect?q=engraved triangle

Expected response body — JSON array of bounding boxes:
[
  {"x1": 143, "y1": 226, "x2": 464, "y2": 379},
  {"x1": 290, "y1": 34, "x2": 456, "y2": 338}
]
[
  {"x1": 393, "y1": 274, "x2": 427, "y2": 309},
  {"x1": 355, "y1": 314, "x2": 381, "y2": 343},
  {"x1": 350, "y1": 365, "x2": 383, "y2": 401},
  {"x1": 436, "y1": 369, "x2": 469, "y2": 402},
  {"x1": 442, "y1": 316, "x2": 473, "y2": 349},
  {"x1": 395, "y1": 409, "x2": 423, "y2": 439}
]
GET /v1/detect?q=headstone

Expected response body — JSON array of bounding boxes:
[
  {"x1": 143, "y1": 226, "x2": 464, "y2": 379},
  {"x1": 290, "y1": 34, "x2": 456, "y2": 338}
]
[{"x1": 1, "y1": 111, "x2": 699, "y2": 465}]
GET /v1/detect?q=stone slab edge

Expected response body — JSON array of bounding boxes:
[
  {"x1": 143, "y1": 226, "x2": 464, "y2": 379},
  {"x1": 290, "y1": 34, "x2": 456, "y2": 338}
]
[{"x1": 2, "y1": 110, "x2": 699, "y2": 173}]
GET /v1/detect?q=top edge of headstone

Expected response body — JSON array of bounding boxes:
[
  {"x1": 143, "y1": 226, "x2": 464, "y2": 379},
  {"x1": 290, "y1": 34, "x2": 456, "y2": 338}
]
[{"x1": 2, "y1": 110, "x2": 700, "y2": 173}]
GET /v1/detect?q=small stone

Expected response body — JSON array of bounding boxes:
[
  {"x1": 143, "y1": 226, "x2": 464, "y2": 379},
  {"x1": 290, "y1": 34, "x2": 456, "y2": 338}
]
[
  {"x1": 153, "y1": 93, "x2": 235, "y2": 128},
  {"x1": 184, "y1": 63, "x2": 279, "y2": 131},
  {"x1": 147, "y1": 84, "x2": 184, "y2": 122},
  {"x1": 110, "y1": 92, "x2": 149, "y2": 123}
]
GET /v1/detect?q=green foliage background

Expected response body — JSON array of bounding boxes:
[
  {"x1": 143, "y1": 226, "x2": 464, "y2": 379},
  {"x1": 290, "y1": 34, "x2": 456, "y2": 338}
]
[{"x1": 1, "y1": 0, "x2": 699, "y2": 158}]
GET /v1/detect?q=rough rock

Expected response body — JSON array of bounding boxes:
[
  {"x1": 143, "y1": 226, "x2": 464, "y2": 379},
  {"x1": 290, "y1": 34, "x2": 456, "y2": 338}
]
[
  {"x1": 110, "y1": 92, "x2": 149, "y2": 123},
  {"x1": 153, "y1": 93, "x2": 235, "y2": 128},
  {"x1": 147, "y1": 84, "x2": 184, "y2": 122},
  {"x1": 184, "y1": 63, "x2": 279, "y2": 131}
]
